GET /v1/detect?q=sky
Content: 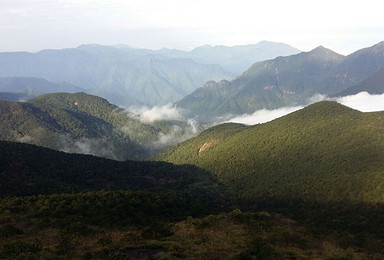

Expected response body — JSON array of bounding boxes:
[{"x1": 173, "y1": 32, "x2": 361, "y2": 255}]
[{"x1": 1, "y1": 0, "x2": 384, "y2": 54}]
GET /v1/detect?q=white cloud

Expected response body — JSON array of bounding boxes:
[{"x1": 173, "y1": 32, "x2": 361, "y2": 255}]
[
  {"x1": 128, "y1": 104, "x2": 184, "y2": 123},
  {"x1": 336, "y1": 92, "x2": 384, "y2": 112},
  {"x1": 152, "y1": 119, "x2": 200, "y2": 148},
  {"x1": 227, "y1": 106, "x2": 303, "y2": 125},
  {"x1": 59, "y1": 134, "x2": 120, "y2": 160}
]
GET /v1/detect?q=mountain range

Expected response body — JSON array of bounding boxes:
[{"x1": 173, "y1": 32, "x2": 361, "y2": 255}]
[
  {"x1": 0, "y1": 92, "x2": 198, "y2": 160},
  {"x1": 0, "y1": 41, "x2": 299, "y2": 107},
  {"x1": 177, "y1": 42, "x2": 384, "y2": 121},
  {"x1": 150, "y1": 40, "x2": 301, "y2": 74}
]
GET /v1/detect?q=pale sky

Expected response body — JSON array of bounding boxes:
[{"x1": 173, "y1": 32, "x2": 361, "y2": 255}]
[{"x1": 1, "y1": 0, "x2": 384, "y2": 54}]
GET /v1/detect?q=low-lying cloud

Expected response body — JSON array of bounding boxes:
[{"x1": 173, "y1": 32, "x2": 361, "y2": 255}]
[
  {"x1": 153, "y1": 119, "x2": 200, "y2": 148},
  {"x1": 227, "y1": 92, "x2": 384, "y2": 125},
  {"x1": 336, "y1": 92, "x2": 384, "y2": 112},
  {"x1": 228, "y1": 106, "x2": 303, "y2": 125},
  {"x1": 128, "y1": 104, "x2": 184, "y2": 123},
  {"x1": 58, "y1": 134, "x2": 121, "y2": 160}
]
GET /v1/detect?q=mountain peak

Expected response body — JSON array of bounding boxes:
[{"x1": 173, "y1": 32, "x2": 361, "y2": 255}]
[
  {"x1": 310, "y1": 45, "x2": 334, "y2": 54},
  {"x1": 313, "y1": 45, "x2": 326, "y2": 50},
  {"x1": 292, "y1": 101, "x2": 360, "y2": 118},
  {"x1": 306, "y1": 45, "x2": 344, "y2": 60}
]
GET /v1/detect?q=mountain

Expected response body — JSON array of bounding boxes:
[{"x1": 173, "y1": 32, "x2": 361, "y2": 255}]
[
  {"x1": 325, "y1": 41, "x2": 384, "y2": 90},
  {"x1": 0, "y1": 92, "x2": 33, "y2": 101},
  {"x1": 177, "y1": 42, "x2": 384, "y2": 121},
  {"x1": 0, "y1": 77, "x2": 84, "y2": 97},
  {"x1": 177, "y1": 46, "x2": 345, "y2": 121},
  {"x1": 0, "y1": 92, "x2": 198, "y2": 160},
  {"x1": 156, "y1": 41, "x2": 301, "y2": 74},
  {"x1": 156, "y1": 101, "x2": 384, "y2": 205},
  {"x1": 335, "y1": 65, "x2": 384, "y2": 96},
  {"x1": 156, "y1": 100, "x2": 384, "y2": 252},
  {"x1": 0, "y1": 45, "x2": 233, "y2": 106}
]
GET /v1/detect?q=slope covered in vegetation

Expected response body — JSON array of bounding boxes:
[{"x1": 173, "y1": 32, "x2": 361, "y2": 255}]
[
  {"x1": 0, "y1": 92, "x2": 196, "y2": 160},
  {"x1": 157, "y1": 101, "x2": 384, "y2": 245},
  {"x1": 0, "y1": 141, "x2": 232, "y2": 259},
  {"x1": 3, "y1": 101, "x2": 384, "y2": 258},
  {"x1": 157, "y1": 101, "x2": 384, "y2": 203}
]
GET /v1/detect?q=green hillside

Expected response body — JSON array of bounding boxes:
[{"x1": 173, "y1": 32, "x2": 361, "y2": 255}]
[
  {"x1": 157, "y1": 101, "x2": 384, "y2": 203},
  {"x1": 156, "y1": 101, "x2": 384, "y2": 251},
  {"x1": 0, "y1": 92, "x2": 196, "y2": 160}
]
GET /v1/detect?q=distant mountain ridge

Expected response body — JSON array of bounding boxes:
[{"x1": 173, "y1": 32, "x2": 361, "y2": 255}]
[
  {"x1": 177, "y1": 41, "x2": 384, "y2": 121},
  {"x1": 0, "y1": 92, "x2": 34, "y2": 102},
  {"x1": 154, "y1": 41, "x2": 301, "y2": 74},
  {"x1": 0, "y1": 41, "x2": 299, "y2": 107},
  {"x1": 0, "y1": 77, "x2": 84, "y2": 97},
  {"x1": 0, "y1": 46, "x2": 232, "y2": 106}
]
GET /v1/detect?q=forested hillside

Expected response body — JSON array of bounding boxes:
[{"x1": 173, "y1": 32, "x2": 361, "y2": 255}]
[
  {"x1": 0, "y1": 92, "x2": 197, "y2": 160},
  {"x1": 157, "y1": 101, "x2": 384, "y2": 203}
]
